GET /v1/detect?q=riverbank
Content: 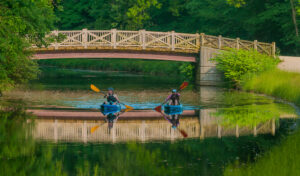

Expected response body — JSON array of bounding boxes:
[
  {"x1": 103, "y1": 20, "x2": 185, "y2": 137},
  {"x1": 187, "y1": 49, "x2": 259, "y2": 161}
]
[
  {"x1": 242, "y1": 69, "x2": 300, "y2": 106},
  {"x1": 223, "y1": 68, "x2": 300, "y2": 175}
]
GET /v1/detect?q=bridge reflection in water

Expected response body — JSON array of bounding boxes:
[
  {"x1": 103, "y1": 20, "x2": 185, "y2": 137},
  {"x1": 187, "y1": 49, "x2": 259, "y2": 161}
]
[{"x1": 32, "y1": 109, "x2": 276, "y2": 143}]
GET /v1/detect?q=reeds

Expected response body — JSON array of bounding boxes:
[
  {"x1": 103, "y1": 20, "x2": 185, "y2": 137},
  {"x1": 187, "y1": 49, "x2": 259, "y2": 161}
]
[{"x1": 242, "y1": 69, "x2": 300, "y2": 106}]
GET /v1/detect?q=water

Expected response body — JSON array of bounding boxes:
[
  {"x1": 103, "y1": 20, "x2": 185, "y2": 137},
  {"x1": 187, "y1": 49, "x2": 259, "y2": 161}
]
[{"x1": 0, "y1": 67, "x2": 299, "y2": 176}]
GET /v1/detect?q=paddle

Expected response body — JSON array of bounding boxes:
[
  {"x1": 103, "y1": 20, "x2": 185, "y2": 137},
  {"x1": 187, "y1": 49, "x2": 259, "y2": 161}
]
[
  {"x1": 90, "y1": 108, "x2": 133, "y2": 134},
  {"x1": 154, "y1": 81, "x2": 188, "y2": 112},
  {"x1": 160, "y1": 112, "x2": 188, "y2": 138},
  {"x1": 90, "y1": 122, "x2": 106, "y2": 134},
  {"x1": 90, "y1": 84, "x2": 133, "y2": 109},
  {"x1": 120, "y1": 102, "x2": 134, "y2": 110}
]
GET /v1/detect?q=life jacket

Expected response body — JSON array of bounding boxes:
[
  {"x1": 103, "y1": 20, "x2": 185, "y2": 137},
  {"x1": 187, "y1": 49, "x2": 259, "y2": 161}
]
[
  {"x1": 107, "y1": 93, "x2": 117, "y2": 103},
  {"x1": 170, "y1": 93, "x2": 180, "y2": 101},
  {"x1": 107, "y1": 113, "x2": 117, "y2": 122}
]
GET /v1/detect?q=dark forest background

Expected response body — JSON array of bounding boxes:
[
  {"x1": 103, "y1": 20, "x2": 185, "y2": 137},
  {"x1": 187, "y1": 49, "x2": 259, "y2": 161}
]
[{"x1": 54, "y1": 0, "x2": 300, "y2": 55}]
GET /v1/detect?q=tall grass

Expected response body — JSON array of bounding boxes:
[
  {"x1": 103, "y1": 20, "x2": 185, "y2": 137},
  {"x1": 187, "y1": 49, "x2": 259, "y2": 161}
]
[
  {"x1": 242, "y1": 69, "x2": 300, "y2": 106},
  {"x1": 224, "y1": 129, "x2": 300, "y2": 176}
]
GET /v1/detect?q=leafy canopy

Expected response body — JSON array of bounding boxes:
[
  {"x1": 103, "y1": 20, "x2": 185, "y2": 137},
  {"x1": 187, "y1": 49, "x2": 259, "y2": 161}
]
[{"x1": 0, "y1": 0, "x2": 56, "y2": 92}]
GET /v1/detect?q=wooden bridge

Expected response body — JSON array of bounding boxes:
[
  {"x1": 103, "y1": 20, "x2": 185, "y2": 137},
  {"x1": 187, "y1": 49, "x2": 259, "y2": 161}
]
[{"x1": 33, "y1": 29, "x2": 276, "y2": 85}]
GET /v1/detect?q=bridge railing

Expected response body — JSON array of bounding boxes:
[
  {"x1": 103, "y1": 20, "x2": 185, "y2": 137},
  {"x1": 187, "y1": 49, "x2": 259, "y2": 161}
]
[{"x1": 34, "y1": 29, "x2": 275, "y2": 56}]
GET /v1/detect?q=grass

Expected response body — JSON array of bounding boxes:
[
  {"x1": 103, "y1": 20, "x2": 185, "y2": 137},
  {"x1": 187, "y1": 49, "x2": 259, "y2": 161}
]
[
  {"x1": 242, "y1": 69, "x2": 300, "y2": 106},
  {"x1": 224, "y1": 129, "x2": 300, "y2": 176}
]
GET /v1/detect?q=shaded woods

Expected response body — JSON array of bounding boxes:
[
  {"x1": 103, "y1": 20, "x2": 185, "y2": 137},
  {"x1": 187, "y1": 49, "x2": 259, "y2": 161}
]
[{"x1": 55, "y1": 0, "x2": 299, "y2": 55}]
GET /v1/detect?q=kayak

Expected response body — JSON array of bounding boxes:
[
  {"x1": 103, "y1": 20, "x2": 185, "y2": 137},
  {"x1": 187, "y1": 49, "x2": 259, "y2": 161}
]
[
  {"x1": 100, "y1": 104, "x2": 121, "y2": 115},
  {"x1": 164, "y1": 104, "x2": 183, "y2": 115}
]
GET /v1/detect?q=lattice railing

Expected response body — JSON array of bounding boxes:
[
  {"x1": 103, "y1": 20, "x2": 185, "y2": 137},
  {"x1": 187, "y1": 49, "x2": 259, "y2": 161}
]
[{"x1": 35, "y1": 29, "x2": 276, "y2": 56}]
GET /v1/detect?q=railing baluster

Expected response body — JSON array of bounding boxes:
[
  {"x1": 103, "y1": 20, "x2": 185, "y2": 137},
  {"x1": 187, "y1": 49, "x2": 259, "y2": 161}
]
[
  {"x1": 111, "y1": 29, "x2": 117, "y2": 49},
  {"x1": 82, "y1": 28, "x2": 88, "y2": 49},
  {"x1": 272, "y1": 42, "x2": 276, "y2": 57},
  {"x1": 218, "y1": 35, "x2": 222, "y2": 49},
  {"x1": 54, "y1": 30, "x2": 59, "y2": 50},
  {"x1": 254, "y1": 40, "x2": 258, "y2": 51},
  {"x1": 171, "y1": 31, "x2": 175, "y2": 51},
  {"x1": 236, "y1": 38, "x2": 240, "y2": 50},
  {"x1": 200, "y1": 33, "x2": 205, "y2": 47},
  {"x1": 140, "y1": 29, "x2": 146, "y2": 49}
]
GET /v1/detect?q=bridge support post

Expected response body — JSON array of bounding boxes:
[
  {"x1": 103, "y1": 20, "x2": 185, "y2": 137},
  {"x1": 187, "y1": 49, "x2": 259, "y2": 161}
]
[
  {"x1": 139, "y1": 29, "x2": 146, "y2": 50},
  {"x1": 171, "y1": 31, "x2": 175, "y2": 51},
  {"x1": 196, "y1": 47, "x2": 223, "y2": 86},
  {"x1": 111, "y1": 29, "x2": 117, "y2": 49},
  {"x1": 82, "y1": 28, "x2": 88, "y2": 49},
  {"x1": 54, "y1": 30, "x2": 59, "y2": 50}
]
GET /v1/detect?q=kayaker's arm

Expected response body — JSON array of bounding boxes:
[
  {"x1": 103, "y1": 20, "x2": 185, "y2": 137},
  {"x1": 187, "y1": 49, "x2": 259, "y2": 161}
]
[
  {"x1": 163, "y1": 94, "x2": 172, "y2": 105},
  {"x1": 115, "y1": 94, "x2": 120, "y2": 103}
]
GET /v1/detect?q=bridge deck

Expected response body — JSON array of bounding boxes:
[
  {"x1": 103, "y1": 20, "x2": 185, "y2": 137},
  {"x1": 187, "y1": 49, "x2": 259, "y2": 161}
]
[{"x1": 34, "y1": 49, "x2": 197, "y2": 62}]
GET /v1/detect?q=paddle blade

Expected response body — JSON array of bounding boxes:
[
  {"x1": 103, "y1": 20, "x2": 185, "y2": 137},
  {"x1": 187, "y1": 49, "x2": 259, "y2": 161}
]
[
  {"x1": 124, "y1": 104, "x2": 133, "y2": 110},
  {"x1": 91, "y1": 125, "x2": 100, "y2": 133},
  {"x1": 179, "y1": 82, "x2": 189, "y2": 91},
  {"x1": 124, "y1": 108, "x2": 133, "y2": 112},
  {"x1": 154, "y1": 106, "x2": 162, "y2": 112},
  {"x1": 179, "y1": 129, "x2": 188, "y2": 138},
  {"x1": 90, "y1": 84, "x2": 100, "y2": 93}
]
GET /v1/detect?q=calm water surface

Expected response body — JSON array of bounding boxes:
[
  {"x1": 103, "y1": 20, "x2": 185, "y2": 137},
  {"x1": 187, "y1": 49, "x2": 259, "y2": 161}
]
[{"x1": 0, "y1": 67, "x2": 299, "y2": 175}]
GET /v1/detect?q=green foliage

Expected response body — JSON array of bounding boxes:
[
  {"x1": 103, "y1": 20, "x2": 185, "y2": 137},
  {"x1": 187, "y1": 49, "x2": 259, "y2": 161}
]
[
  {"x1": 211, "y1": 49, "x2": 279, "y2": 86},
  {"x1": 243, "y1": 69, "x2": 300, "y2": 106},
  {"x1": 224, "y1": 129, "x2": 300, "y2": 176},
  {"x1": 0, "y1": 0, "x2": 56, "y2": 92},
  {"x1": 0, "y1": 108, "x2": 67, "y2": 176},
  {"x1": 56, "y1": 0, "x2": 161, "y2": 30},
  {"x1": 213, "y1": 104, "x2": 294, "y2": 128},
  {"x1": 226, "y1": 0, "x2": 246, "y2": 7},
  {"x1": 126, "y1": 0, "x2": 161, "y2": 29},
  {"x1": 37, "y1": 58, "x2": 186, "y2": 76},
  {"x1": 179, "y1": 63, "x2": 195, "y2": 81},
  {"x1": 55, "y1": 0, "x2": 299, "y2": 55}
]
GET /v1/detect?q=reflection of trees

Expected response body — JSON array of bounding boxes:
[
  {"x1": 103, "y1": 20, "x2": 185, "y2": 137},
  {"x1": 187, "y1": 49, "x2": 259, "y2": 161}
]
[
  {"x1": 0, "y1": 108, "x2": 295, "y2": 176},
  {"x1": 224, "y1": 129, "x2": 300, "y2": 176},
  {"x1": 52, "y1": 134, "x2": 285, "y2": 176},
  {"x1": 0, "y1": 109, "x2": 66, "y2": 176},
  {"x1": 213, "y1": 100, "x2": 295, "y2": 128}
]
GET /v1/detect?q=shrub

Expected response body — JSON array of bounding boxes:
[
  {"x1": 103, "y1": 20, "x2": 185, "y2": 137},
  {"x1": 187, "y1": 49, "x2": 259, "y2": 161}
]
[
  {"x1": 179, "y1": 63, "x2": 195, "y2": 81},
  {"x1": 211, "y1": 49, "x2": 280, "y2": 87}
]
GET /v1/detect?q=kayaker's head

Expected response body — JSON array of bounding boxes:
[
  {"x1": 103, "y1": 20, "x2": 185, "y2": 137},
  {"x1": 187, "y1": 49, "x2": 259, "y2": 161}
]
[
  {"x1": 172, "y1": 89, "x2": 177, "y2": 94},
  {"x1": 108, "y1": 87, "x2": 114, "y2": 94}
]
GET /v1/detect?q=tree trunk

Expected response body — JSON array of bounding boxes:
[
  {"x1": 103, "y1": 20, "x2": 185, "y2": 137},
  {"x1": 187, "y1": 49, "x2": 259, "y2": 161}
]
[{"x1": 290, "y1": 0, "x2": 299, "y2": 37}]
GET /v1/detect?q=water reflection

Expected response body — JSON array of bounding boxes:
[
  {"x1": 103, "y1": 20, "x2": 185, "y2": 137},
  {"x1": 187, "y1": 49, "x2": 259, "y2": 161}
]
[
  {"x1": 1, "y1": 102, "x2": 299, "y2": 176},
  {"x1": 32, "y1": 108, "x2": 295, "y2": 143}
]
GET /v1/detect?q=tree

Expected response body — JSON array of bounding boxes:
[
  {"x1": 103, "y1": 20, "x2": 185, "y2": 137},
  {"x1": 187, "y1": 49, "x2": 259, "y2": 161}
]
[{"x1": 0, "y1": 0, "x2": 56, "y2": 93}]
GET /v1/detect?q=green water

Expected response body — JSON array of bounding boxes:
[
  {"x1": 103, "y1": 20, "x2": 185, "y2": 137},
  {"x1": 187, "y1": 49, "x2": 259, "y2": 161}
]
[{"x1": 0, "y1": 67, "x2": 299, "y2": 176}]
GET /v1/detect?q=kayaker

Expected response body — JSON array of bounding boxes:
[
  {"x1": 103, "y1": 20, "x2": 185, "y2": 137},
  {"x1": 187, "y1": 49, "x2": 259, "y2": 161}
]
[
  {"x1": 164, "y1": 89, "x2": 180, "y2": 105},
  {"x1": 106, "y1": 113, "x2": 118, "y2": 130},
  {"x1": 104, "y1": 87, "x2": 120, "y2": 105},
  {"x1": 169, "y1": 114, "x2": 179, "y2": 128}
]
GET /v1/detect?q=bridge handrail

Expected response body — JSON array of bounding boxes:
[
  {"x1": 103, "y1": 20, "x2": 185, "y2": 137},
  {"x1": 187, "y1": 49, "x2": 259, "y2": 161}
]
[{"x1": 34, "y1": 29, "x2": 275, "y2": 56}]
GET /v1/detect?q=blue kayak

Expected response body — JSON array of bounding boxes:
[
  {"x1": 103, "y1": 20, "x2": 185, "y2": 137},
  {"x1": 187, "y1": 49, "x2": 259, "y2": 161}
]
[
  {"x1": 100, "y1": 104, "x2": 121, "y2": 115},
  {"x1": 164, "y1": 104, "x2": 183, "y2": 115}
]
